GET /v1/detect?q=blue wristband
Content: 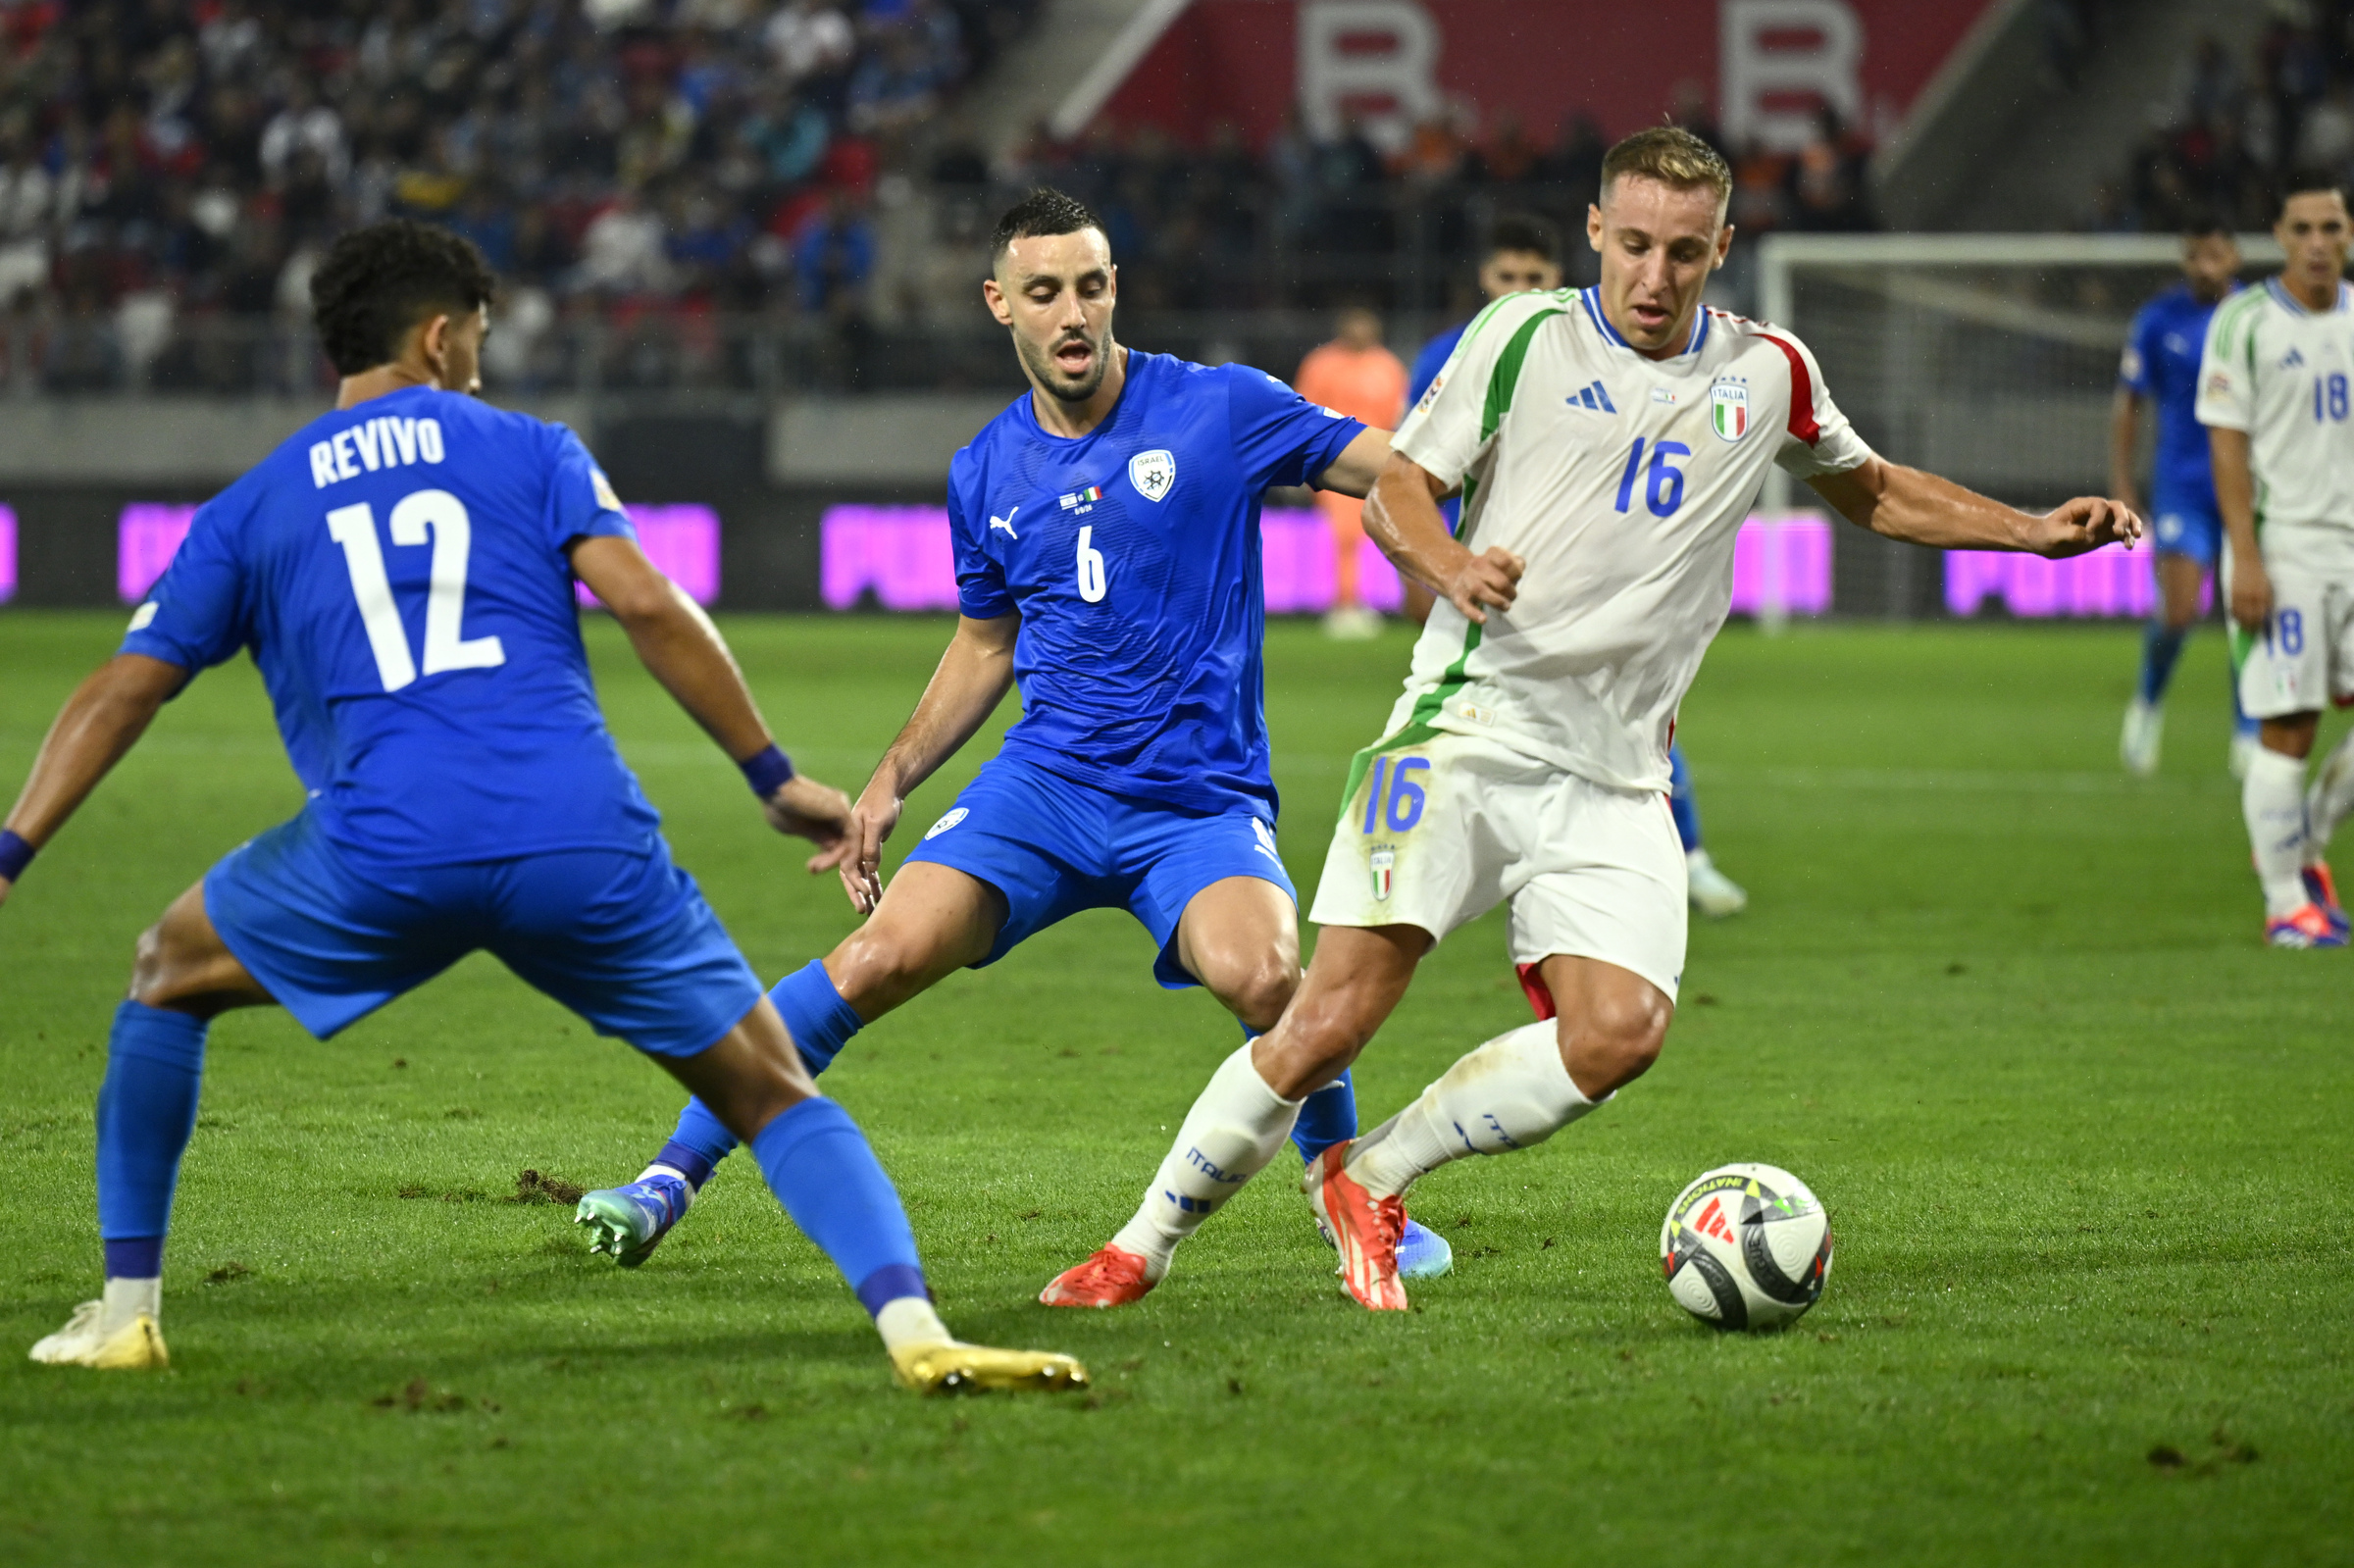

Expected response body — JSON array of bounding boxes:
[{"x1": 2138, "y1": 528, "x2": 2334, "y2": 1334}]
[
  {"x1": 740, "y1": 744, "x2": 794, "y2": 799},
  {"x1": 0, "y1": 830, "x2": 33, "y2": 883}
]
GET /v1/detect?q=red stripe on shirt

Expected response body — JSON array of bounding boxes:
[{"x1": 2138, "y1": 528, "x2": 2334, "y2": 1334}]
[{"x1": 1757, "y1": 330, "x2": 1820, "y2": 446}]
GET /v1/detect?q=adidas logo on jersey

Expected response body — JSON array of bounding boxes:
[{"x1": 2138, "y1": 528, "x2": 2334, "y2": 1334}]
[
  {"x1": 2283, "y1": 347, "x2": 2307, "y2": 368},
  {"x1": 1565, "y1": 381, "x2": 1617, "y2": 413}
]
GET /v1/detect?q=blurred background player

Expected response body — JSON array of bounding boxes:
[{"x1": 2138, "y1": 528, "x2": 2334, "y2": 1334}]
[
  {"x1": 1295, "y1": 304, "x2": 1407, "y2": 639},
  {"x1": 0, "y1": 221, "x2": 1082, "y2": 1393},
  {"x1": 1043, "y1": 126, "x2": 2140, "y2": 1313},
  {"x1": 2115, "y1": 219, "x2": 2256, "y2": 777},
  {"x1": 579, "y1": 190, "x2": 1454, "y2": 1290},
  {"x1": 2201, "y1": 180, "x2": 2354, "y2": 949},
  {"x1": 1409, "y1": 214, "x2": 1747, "y2": 917}
]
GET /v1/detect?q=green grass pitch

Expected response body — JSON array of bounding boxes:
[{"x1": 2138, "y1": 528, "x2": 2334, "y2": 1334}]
[{"x1": 3, "y1": 609, "x2": 2350, "y2": 1566}]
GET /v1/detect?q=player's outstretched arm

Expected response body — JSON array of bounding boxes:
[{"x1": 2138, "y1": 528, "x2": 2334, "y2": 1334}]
[
  {"x1": 1806, "y1": 457, "x2": 2142, "y2": 559},
  {"x1": 0, "y1": 654, "x2": 185, "y2": 910},
  {"x1": 827, "y1": 612, "x2": 1020, "y2": 913},
  {"x1": 1313, "y1": 428, "x2": 1395, "y2": 500},
  {"x1": 569, "y1": 535, "x2": 853, "y2": 861},
  {"x1": 1363, "y1": 451, "x2": 1524, "y2": 623}
]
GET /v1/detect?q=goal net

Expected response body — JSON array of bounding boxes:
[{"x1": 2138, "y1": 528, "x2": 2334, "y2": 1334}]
[{"x1": 1751, "y1": 232, "x2": 2282, "y2": 620}]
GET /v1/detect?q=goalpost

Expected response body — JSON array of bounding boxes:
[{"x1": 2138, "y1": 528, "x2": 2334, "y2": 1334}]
[{"x1": 1751, "y1": 232, "x2": 2283, "y2": 619}]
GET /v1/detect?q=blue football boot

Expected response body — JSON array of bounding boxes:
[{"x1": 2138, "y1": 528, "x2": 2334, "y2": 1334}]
[{"x1": 575, "y1": 1172, "x2": 692, "y2": 1268}]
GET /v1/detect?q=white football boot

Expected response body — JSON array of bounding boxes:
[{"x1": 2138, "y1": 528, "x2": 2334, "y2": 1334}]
[
  {"x1": 2121, "y1": 696, "x2": 2163, "y2": 777},
  {"x1": 29, "y1": 1299, "x2": 170, "y2": 1370},
  {"x1": 1686, "y1": 848, "x2": 1749, "y2": 918}
]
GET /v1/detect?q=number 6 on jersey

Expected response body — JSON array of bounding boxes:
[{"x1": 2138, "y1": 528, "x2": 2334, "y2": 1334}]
[{"x1": 1075, "y1": 524, "x2": 1108, "y2": 603}]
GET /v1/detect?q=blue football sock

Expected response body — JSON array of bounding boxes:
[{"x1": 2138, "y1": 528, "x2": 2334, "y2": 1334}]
[
  {"x1": 770, "y1": 959, "x2": 864, "y2": 1076},
  {"x1": 651, "y1": 963, "x2": 866, "y2": 1188},
  {"x1": 2139, "y1": 622, "x2": 2188, "y2": 705},
  {"x1": 95, "y1": 1000, "x2": 208, "y2": 1278},
  {"x1": 1291, "y1": 1068, "x2": 1358, "y2": 1164},
  {"x1": 748, "y1": 1097, "x2": 926, "y2": 1315},
  {"x1": 1667, "y1": 744, "x2": 1703, "y2": 853},
  {"x1": 655, "y1": 1097, "x2": 738, "y2": 1189}
]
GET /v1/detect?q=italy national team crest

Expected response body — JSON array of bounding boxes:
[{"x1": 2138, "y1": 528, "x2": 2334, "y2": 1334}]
[
  {"x1": 1128, "y1": 448, "x2": 1177, "y2": 503},
  {"x1": 1369, "y1": 844, "x2": 1396, "y2": 901},
  {"x1": 1709, "y1": 378, "x2": 1750, "y2": 442}
]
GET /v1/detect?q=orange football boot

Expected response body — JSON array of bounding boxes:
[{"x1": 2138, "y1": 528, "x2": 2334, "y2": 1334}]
[
  {"x1": 1303, "y1": 1141, "x2": 1409, "y2": 1311},
  {"x1": 1039, "y1": 1245, "x2": 1157, "y2": 1308}
]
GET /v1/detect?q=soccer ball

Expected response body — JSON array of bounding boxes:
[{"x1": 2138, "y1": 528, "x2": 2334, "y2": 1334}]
[{"x1": 1660, "y1": 1163, "x2": 1832, "y2": 1332}]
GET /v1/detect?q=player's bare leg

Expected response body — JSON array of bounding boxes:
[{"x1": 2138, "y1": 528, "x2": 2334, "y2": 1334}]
[
  {"x1": 823, "y1": 861, "x2": 1006, "y2": 1019},
  {"x1": 1172, "y1": 875, "x2": 1299, "y2": 1034},
  {"x1": 580, "y1": 862, "x2": 1004, "y2": 1264},
  {"x1": 1327, "y1": 954, "x2": 1671, "y2": 1310},
  {"x1": 1043, "y1": 924, "x2": 1428, "y2": 1307},
  {"x1": 31, "y1": 883, "x2": 271, "y2": 1370}
]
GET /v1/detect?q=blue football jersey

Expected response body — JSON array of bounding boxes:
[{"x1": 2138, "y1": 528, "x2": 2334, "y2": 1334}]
[
  {"x1": 948, "y1": 350, "x2": 1366, "y2": 817},
  {"x1": 121, "y1": 385, "x2": 661, "y2": 867},
  {"x1": 2122, "y1": 280, "x2": 2238, "y2": 497}
]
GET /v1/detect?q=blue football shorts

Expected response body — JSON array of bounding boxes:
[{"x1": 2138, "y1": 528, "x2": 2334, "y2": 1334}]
[
  {"x1": 2149, "y1": 476, "x2": 2224, "y2": 571},
  {"x1": 900, "y1": 752, "x2": 1297, "y2": 988},
  {"x1": 203, "y1": 809, "x2": 764, "y2": 1057}
]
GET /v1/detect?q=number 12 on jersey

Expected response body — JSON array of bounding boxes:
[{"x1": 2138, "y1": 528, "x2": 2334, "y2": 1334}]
[{"x1": 327, "y1": 488, "x2": 507, "y2": 692}]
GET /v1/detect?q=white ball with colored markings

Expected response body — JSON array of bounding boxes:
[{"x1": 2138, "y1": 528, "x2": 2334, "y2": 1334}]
[{"x1": 1661, "y1": 1163, "x2": 1833, "y2": 1332}]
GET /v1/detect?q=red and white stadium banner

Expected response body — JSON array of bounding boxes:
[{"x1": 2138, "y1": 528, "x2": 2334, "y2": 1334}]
[{"x1": 1085, "y1": 0, "x2": 2006, "y2": 152}]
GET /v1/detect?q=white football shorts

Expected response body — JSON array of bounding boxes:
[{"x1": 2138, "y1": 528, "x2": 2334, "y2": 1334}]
[
  {"x1": 2227, "y1": 525, "x2": 2354, "y2": 720},
  {"x1": 1307, "y1": 731, "x2": 1688, "y2": 1001}
]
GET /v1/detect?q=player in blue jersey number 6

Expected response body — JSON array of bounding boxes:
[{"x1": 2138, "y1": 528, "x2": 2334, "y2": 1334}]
[
  {"x1": 580, "y1": 189, "x2": 1463, "y2": 1300},
  {"x1": 0, "y1": 221, "x2": 1083, "y2": 1393}
]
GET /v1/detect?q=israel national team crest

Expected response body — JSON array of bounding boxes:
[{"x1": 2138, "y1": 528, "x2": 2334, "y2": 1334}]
[
  {"x1": 924, "y1": 807, "x2": 968, "y2": 840},
  {"x1": 1709, "y1": 378, "x2": 1750, "y2": 442},
  {"x1": 1369, "y1": 844, "x2": 1396, "y2": 902},
  {"x1": 1128, "y1": 448, "x2": 1177, "y2": 503}
]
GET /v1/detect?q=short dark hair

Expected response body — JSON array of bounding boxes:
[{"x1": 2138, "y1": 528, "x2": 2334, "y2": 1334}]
[
  {"x1": 989, "y1": 187, "x2": 1105, "y2": 267},
  {"x1": 310, "y1": 220, "x2": 497, "y2": 376},
  {"x1": 1486, "y1": 212, "x2": 1559, "y2": 263},
  {"x1": 2180, "y1": 212, "x2": 2230, "y2": 241},
  {"x1": 2281, "y1": 174, "x2": 2348, "y2": 211}
]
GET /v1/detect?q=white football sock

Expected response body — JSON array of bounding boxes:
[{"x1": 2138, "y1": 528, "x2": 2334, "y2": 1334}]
[
  {"x1": 1349, "y1": 1022, "x2": 1604, "y2": 1199},
  {"x1": 638, "y1": 1161, "x2": 696, "y2": 1195},
  {"x1": 2307, "y1": 729, "x2": 2354, "y2": 863},
  {"x1": 2243, "y1": 745, "x2": 2313, "y2": 917},
  {"x1": 873, "y1": 1295, "x2": 953, "y2": 1353},
  {"x1": 102, "y1": 1275, "x2": 161, "y2": 1335},
  {"x1": 1109, "y1": 1043, "x2": 1303, "y2": 1279}
]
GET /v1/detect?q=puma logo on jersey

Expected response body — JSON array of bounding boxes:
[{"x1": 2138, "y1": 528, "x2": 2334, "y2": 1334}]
[
  {"x1": 1565, "y1": 381, "x2": 1617, "y2": 413},
  {"x1": 990, "y1": 507, "x2": 1020, "y2": 537}
]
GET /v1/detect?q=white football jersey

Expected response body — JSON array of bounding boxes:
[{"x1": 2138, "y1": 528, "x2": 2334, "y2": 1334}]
[
  {"x1": 2195, "y1": 278, "x2": 2354, "y2": 539},
  {"x1": 1385, "y1": 287, "x2": 1872, "y2": 792}
]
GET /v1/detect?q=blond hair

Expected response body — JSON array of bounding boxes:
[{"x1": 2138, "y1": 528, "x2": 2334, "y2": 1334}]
[{"x1": 1599, "y1": 126, "x2": 1732, "y2": 209}]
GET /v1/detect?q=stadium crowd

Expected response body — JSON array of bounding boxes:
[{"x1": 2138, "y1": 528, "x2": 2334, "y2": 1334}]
[
  {"x1": 0, "y1": 0, "x2": 1032, "y2": 389},
  {"x1": 2097, "y1": 2, "x2": 2354, "y2": 232},
  {"x1": 0, "y1": 0, "x2": 1891, "y2": 392}
]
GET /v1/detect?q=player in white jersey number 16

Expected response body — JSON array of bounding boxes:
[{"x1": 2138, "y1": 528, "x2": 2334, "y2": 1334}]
[{"x1": 1044, "y1": 126, "x2": 2143, "y2": 1315}]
